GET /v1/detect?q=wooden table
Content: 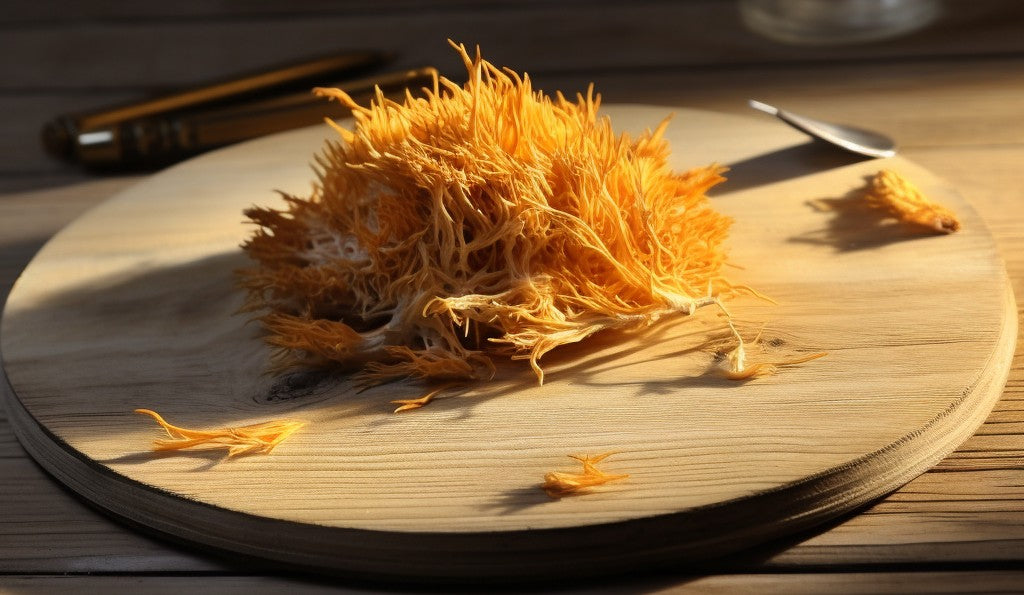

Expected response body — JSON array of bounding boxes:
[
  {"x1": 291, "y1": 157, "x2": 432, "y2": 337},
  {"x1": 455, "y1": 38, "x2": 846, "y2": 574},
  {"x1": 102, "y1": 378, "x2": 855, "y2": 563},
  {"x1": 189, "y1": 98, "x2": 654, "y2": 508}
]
[{"x1": 3, "y1": 2, "x2": 1024, "y2": 592}]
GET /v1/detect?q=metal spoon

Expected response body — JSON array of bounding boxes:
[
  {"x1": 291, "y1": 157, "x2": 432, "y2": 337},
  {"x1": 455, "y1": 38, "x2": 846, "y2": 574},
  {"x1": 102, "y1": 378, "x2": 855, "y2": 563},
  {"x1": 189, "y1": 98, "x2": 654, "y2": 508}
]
[{"x1": 748, "y1": 99, "x2": 897, "y2": 158}]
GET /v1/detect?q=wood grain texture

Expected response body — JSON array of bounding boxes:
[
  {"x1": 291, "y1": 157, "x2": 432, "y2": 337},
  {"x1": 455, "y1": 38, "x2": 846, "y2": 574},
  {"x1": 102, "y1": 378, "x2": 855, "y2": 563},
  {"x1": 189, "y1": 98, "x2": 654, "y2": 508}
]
[
  {"x1": 0, "y1": 105, "x2": 1015, "y2": 581},
  {"x1": 10, "y1": 56, "x2": 1024, "y2": 193}
]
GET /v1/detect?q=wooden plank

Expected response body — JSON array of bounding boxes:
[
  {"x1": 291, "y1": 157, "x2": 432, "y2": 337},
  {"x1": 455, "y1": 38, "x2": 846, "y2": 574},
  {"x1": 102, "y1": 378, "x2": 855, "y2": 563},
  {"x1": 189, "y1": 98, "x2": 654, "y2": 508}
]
[
  {"x1": 4, "y1": 571, "x2": 1024, "y2": 593},
  {"x1": 760, "y1": 474, "x2": 1024, "y2": 567},
  {"x1": 670, "y1": 571, "x2": 1024, "y2": 593},
  {"x1": 0, "y1": 408, "x2": 24, "y2": 459},
  {"x1": 9, "y1": 56, "x2": 1024, "y2": 184},
  {"x1": 3, "y1": 2, "x2": 1024, "y2": 90},
  {"x1": 0, "y1": 0, "x2": 612, "y2": 24},
  {"x1": 0, "y1": 458, "x2": 225, "y2": 573},
  {"x1": 2, "y1": 382, "x2": 218, "y2": 572},
  {"x1": 541, "y1": 58, "x2": 1024, "y2": 151}
]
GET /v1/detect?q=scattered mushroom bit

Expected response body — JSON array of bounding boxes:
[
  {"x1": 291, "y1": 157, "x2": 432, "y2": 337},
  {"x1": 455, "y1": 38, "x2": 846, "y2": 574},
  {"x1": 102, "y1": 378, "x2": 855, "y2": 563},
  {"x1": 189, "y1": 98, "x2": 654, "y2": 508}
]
[
  {"x1": 134, "y1": 409, "x2": 307, "y2": 457},
  {"x1": 862, "y1": 169, "x2": 961, "y2": 233},
  {"x1": 542, "y1": 452, "x2": 629, "y2": 498}
]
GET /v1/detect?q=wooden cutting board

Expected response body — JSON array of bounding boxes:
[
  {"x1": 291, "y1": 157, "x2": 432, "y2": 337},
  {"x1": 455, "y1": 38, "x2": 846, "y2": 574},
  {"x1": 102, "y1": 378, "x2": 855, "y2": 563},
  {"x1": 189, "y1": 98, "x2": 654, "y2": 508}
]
[{"x1": 1, "y1": 105, "x2": 1016, "y2": 582}]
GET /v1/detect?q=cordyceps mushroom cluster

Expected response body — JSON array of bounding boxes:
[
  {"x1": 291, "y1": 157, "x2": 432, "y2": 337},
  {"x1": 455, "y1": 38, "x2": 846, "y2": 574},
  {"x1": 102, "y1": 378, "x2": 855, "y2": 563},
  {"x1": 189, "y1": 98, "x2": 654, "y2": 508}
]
[{"x1": 239, "y1": 42, "x2": 740, "y2": 388}]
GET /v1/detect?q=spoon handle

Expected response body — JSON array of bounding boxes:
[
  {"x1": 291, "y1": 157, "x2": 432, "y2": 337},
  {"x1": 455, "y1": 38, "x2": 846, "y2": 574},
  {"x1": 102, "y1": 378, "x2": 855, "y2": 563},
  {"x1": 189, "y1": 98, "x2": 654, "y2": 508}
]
[{"x1": 748, "y1": 99, "x2": 780, "y2": 116}]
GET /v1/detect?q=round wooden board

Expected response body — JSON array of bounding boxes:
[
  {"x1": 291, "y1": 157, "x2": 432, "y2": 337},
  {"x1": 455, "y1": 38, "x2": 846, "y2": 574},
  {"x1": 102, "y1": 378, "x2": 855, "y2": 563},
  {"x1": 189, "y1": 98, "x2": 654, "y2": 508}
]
[{"x1": 1, "y1": 105, "x2": 1016, "y2": 582}]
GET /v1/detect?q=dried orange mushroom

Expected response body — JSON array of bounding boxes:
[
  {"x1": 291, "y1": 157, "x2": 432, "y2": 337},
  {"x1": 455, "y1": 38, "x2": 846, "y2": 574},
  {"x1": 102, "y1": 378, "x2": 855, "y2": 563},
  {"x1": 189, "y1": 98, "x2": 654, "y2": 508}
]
[
  {"x1": 863, "y1": 169, "x2": 960, "y2": 233},
  {"x1": 542, "y1": 452, "x2": 629, "y2": 498},
  {"x1": 134, "y1": 409, "x2": 306, "y2": 457},
  {"x1": 240, "y1": 43, "x2": 741, "y2": 387}
]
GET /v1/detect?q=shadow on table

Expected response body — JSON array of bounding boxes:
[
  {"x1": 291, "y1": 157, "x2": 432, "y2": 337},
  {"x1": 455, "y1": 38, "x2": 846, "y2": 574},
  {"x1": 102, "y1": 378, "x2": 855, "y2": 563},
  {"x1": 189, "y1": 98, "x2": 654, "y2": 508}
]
[
  {"x1": 3, "y1": 248, "x2": 752, "y2": 438},
  {"x1": 715, "y1": 142, "x2": 951, "y2": 253},
  {"x1": 713, "y1": 140, "x2": 869, "y2": 195},
  {"x1": 789, "y1": 177, "x2": 954, "y2": 253}
]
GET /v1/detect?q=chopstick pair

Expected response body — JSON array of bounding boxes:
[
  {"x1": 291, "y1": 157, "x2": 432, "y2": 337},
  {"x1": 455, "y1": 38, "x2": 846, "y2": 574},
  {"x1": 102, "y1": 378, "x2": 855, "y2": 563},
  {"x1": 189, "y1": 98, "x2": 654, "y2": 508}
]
[{"x1": 42, "y1": 51, "x2": 437, "y2": 170}]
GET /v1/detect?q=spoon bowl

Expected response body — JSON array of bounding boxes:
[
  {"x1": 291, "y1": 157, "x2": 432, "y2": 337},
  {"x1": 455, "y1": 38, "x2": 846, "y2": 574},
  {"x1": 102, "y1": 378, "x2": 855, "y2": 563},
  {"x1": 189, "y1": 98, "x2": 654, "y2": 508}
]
[{"x1": 749, "y1": 99, "x2": 897, "y2": 158}]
